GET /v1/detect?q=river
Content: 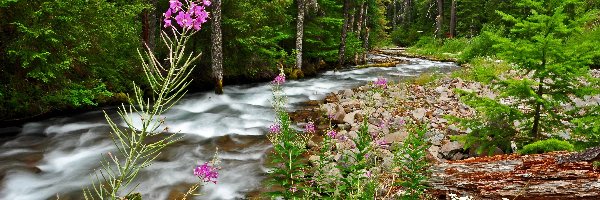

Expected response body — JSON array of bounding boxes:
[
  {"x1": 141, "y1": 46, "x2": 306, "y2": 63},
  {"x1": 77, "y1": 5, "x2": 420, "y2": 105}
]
[{"x1": 0, "y1": 55, "x2": 457, "y2": 200}]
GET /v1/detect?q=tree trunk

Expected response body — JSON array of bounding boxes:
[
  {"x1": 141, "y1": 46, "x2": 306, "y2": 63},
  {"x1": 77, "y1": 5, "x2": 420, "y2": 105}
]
[
  {"x1": 296, "y1": 0, "x2": 305, "y2": 71},
  {"x1": 338, "y1": 0, "x2": 350, "y2": 67},
  {"x1": 392, "y1": 0, "x2": 397, "y2": 31},
  {"x1": 211, "y1": 0, "x2": 223, "y2": 94},
  {"x1": 362, "y1": 5, "x2": 369, "y2": 64},
  {"x1": 435, "y1": 0, "x2": 443, "y2": 38},
  {"x1": 357, "y1": 2, "x2": 365, "y2": 38},
  {"x1": 532, "y1": 77, "x2": 543, "y2": 140},
  {"x1": 349, "y1": 5, "x2": 355, "y2": 33},
  {"x1": 449, "y1": 0, "x2": 456, "y2": 38},
  {"x1": 141, "y1": 0, "x2": 158, "y2": 50},
  {"x1": 403, "y1": 0, "x2": 412, "y2": 26},
  {"x1": 429, "y1": 152, "x2": 600, "y2": 199}
]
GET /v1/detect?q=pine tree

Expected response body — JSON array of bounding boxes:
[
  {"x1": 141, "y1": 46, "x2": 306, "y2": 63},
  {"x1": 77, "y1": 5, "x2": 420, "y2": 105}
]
[{"x1": 495, "y1": 0, "x2": 599, "y2": 140}]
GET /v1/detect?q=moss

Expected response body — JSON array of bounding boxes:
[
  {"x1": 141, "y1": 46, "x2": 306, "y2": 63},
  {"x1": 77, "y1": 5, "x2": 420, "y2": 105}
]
[{"x1": 518, "y1": 139, "x2": 574, "y2": 155}]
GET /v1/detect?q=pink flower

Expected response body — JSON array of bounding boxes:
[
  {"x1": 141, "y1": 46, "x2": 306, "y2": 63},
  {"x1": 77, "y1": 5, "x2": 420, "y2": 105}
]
[
  {"x1": 365, "y1": 170, "x2": 372, "y2": 178},
  {"x1": 304, "y1": 122, "x2": 315, "y2": 133},
  {"x1": 269, "y1": 124, "x2": 281, "y2": 134},
  {"x1": 374, "y1": 77, "x2": 388, "y2": 89},
  {"x1": 169, "y1": 0, "x2": 182, "y2": 12},
  {"x1": 327, "y1": 130, "x2": 337, "y2": 138},
  {"x1": 289, "y1": 186, "x2": 297, "y2": 193},
  {"x1": 272, "y1": 73, "x2": 286, "y2": 84},
  {"x1": 202, "y1": 0, "x2": 212, "y2": 6},
  {"x1": 194, "y1": 162, "x2": 219, "y2": 183},
  {"x1": 164, "y1": 18, "x2": 172, "y2": 28}
]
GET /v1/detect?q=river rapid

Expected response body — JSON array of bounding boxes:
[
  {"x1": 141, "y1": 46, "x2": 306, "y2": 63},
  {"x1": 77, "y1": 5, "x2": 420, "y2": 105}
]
[{"x1": 0, "y1": 55, "x2": 457, "y2": 200}]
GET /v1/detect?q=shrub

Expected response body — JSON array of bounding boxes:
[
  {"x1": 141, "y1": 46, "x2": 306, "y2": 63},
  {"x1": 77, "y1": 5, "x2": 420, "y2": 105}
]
[
  {"x1": 519, "y1": 139, "x2": 574, "y2": 155},
  {"x1": 460, "y1": 25, "x2": 504, "y2": 62},
  {"x1": 451, "y1": 57, "x2": 512, "y2": 84}
]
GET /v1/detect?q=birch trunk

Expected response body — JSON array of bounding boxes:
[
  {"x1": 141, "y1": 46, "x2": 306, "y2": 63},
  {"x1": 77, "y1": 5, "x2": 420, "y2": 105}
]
[
  {"x1": 211, "y1": 0, "x2": 224, "y2": 94},
  {"x1": 296, "y1": 0, "x2": 305, "y2": 71}
]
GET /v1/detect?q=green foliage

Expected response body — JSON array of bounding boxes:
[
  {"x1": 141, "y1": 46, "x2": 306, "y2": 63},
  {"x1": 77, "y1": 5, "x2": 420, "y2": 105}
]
[
  {"x1": 494, "y1": 0, "x2": 600, "y2": 138},
  {"x1": 519, "y1": 139, "x2": 574, "y2": 155},
  {"x1": 572, "y1": 104, "x2": 600, "y2": 148},
  {"x1": 394, "y1": 125, "x2": 430, "y2": 199},
  {"x1": 0, "y1": 0, "x2": 146, "y2": 119},
  {"x1": 266, "y1": 80, "x2": 312, "y2": 199},
  {"x1": 452, "y1": 57, "x2": 512, "y2": 84},
  {"x1": 85, "y1": 22, "x2": 208, "y2": 199},
  {"x1": 460, "y1": 25, "x2": 505, "y2": 62},
  {"x1": 449, "y1": 90, "x2": 523, "y2": 155},
  {"x1": 407, "y1": 37, "x2": 467, "y2": 61}
]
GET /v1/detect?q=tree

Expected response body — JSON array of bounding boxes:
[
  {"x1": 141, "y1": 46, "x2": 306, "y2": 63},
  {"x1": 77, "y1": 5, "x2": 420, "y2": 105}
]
[
  {"x1": 435, "y1": 0, "x2": 443, "y2": 38},
  {"x1": 449, "y1": 0, "x2": 456, "y2": 38},
  {"x1": 494, "y1": 0, "x2": 599, "y2": 140},
  {"x1": 295, "y1": 0, "x2": 306, "y2": 76},
  {"x1": 338, "y1": 0, "x2": 350, "y2": 67},
  {"x1": 212, "y1": 0, "x2": 224, "y2": 94}
]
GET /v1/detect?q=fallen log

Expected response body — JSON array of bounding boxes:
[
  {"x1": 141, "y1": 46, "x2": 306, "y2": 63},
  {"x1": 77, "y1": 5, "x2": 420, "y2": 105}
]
[{"x1": 428, "y1": 151, "x2": 600, "y2": 200}]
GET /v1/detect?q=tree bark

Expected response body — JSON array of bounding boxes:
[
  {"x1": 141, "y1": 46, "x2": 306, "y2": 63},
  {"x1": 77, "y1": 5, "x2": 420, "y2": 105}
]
[
  {"x1": 296, "y1": 0, "x2": 305, "y2": 71},
  {"x1": 141, "y1": 0, "x2": 158, "y2": 50},
  {"x1": 435, "y1": 0, "x2": 443, "y2": 38},
  {"x1": 356, "y1": 2, "x2": 365, "y2": 38},
  {"x1": 349, "y1": 5, "x2": 355, "y2": 33},
  {"x1": 403, "y1": 0, "x2": 412, "y2": 26},
  {"x1": 449, "y1": 0, "x2": 456, "y2": 38},
  {"x1": 392, "y1": 0, "x2": 397, "y2": 31},
  {"x1": 532, "y1": 77, "x2": 543, "y2": 140},
  {"x1": 362, "y1": 5, "x2": 369, "y2": 64},
  {"x1": 211, "y1": 0, "x2": 223, "y2": 94},
  {"x1": 429, "y1": 152, "x2": 600, "y2": 199},
  {"x1": 338, "y1": 0, "x2": 350, "y2": 67}
]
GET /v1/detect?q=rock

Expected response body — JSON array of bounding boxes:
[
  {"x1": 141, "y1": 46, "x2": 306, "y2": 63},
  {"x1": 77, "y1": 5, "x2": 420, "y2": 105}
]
[
  {"x1": 383, "y1": 131, "x2": 409, "y2": 143},
  {"x1": 343, "y1": 89, "x2": 354, "y2": 98},
  {"x1": 441, "y1": 140, "x2": 464, "y2": 156},
  {"x1": 451, "y1": 152, "x2": 465, "y2": 160},
  {"x1": 373, "y1": 92, "x2": 382, "y2": 100},
  {"x1": 428, "y1": 145, "x2": 442, "y2": 160},
  {"x1": 412, "y1": 108, "x2": 427, "y2": 120},
  {"x1": 428, "y1": 133, "x2": 445, "y2": 146}
]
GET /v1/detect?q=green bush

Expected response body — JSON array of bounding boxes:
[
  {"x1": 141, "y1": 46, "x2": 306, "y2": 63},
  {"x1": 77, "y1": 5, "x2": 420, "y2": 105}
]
[
  {"x1": 519, "y1": 139, "x2": 574, "y2": 155},
  {"x1": 391, "y1": 29, "x2": 422, "y2": 47},
  {"x1": 440, "y1": 38, "x2": 469, "y2": 54},
  {"x1": 460, "y1": 25, "x2": 505, "y2": 62},
  {"x1": 452, "y1": 57, "x2": 512, "y2": 84}
]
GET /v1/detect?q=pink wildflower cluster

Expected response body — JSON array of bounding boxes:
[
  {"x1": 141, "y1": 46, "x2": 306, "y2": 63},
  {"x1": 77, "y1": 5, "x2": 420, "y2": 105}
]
[
  {"x1": 327, "y1": 130, "x2": 337, "y2": 138},
  {"x1": 304, "y1": 122, "x2": 315, "y2": 133},
  {"x1": 272, "y1": 73, "x2": 286, "y2": 85},
  {"x1": 194, "y1": 162, "x2": 219, "y2": 183},
  {"x1": 269, "y1": 124, "x2": 281, "y2": 134},
  {"x1": 164, "y1": 0, "x2": 211, "y2": 30},
  {"x1": 374, "y1": 77, "x2": 388, "y2": 89}
]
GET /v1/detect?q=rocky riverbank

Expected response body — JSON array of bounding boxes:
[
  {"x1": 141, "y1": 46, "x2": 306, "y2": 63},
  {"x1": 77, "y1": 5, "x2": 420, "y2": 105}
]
[{"x1": 288, "y1": 50, "x2": 600, "y2": 199}]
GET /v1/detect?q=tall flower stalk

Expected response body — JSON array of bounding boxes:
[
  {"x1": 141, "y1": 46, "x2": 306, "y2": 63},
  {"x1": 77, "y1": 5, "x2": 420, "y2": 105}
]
[
  {"x1": 267, "y1": 71, "x2": 313, "y2": 199},
  {"x1": 84, "y1": 1, "x2": 214, "y2": 199}
]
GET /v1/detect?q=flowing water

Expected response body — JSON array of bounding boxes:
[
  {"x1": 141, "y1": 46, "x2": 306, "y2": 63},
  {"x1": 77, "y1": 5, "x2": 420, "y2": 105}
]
[{"x1": 0, "y1": 56, "x2": 457, "y2": 200}]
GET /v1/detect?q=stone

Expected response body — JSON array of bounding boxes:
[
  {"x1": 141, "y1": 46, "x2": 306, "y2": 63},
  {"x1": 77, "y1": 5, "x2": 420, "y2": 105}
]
[
  {"x1": 343, "y1": 111, "x2": 360, "y2": 124},
  {"x1": 412, "y1": 108, "x2": 427, "y2": 120},
  {"x1": 428, "y1": 133, "x2": 445, "y2": 146},
  {"x1": 343, "y1": 89, "x2": 354, "y2": 98},
  {"x1": 441, "y1": 140, "x2": 464, "y2": 156},
  {"x1": 383, "y1": 131, "x2": 409, "y2": 143}
]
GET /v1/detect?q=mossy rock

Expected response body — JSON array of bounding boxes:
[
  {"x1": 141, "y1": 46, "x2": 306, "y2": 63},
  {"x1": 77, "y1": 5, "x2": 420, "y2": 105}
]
[
  {"x1": 289, "y1": 68, "x2": 304, "y2": 79},
  {"x1": 519, "y1": 138, "x2": 574, "y2": 155}
]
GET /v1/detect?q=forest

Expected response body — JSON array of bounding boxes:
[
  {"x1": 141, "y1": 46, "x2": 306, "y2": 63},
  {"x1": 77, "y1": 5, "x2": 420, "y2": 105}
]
[{"x1": 1, "y1": 0, "x2": 598, "y2": 121}]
